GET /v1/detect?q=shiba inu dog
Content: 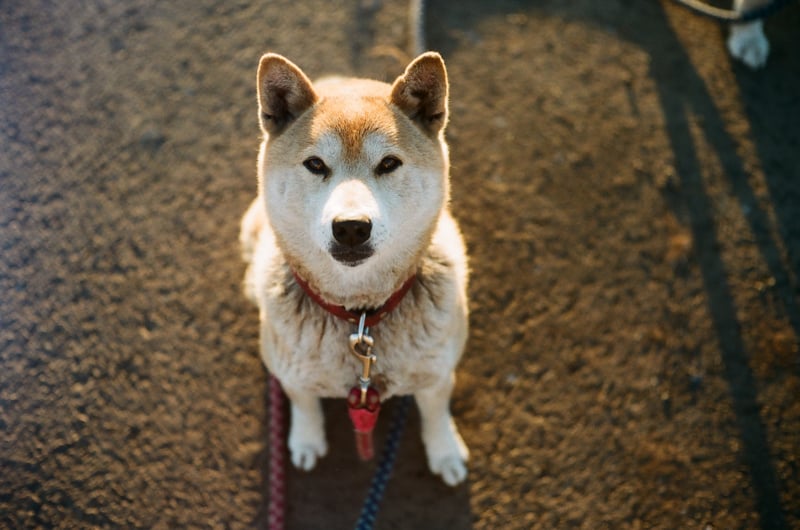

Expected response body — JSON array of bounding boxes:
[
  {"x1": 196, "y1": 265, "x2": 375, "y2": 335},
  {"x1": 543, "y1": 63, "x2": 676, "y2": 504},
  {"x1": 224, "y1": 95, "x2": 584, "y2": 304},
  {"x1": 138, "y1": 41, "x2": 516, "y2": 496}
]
[{"x1": 240, "y1": 52, "x2": 469, "y2": 486}]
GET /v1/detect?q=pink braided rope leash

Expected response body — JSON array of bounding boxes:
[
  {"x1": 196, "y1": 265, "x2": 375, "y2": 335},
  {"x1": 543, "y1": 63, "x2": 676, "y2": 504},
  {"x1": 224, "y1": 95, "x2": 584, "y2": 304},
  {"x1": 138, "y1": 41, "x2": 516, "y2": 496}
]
[{"x1": 268, "y1": 374, "x2": 286, "y2": 530}]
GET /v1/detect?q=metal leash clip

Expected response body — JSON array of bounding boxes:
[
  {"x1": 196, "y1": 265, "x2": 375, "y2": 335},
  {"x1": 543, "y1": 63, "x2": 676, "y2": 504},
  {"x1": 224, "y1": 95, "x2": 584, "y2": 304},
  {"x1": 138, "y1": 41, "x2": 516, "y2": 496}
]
[
  {"x1": 347, "y1": 312, "x2": 381, "y2": 460},
  {"x1": 349, "y1": 312, "x2": 376, "y2": 406}
]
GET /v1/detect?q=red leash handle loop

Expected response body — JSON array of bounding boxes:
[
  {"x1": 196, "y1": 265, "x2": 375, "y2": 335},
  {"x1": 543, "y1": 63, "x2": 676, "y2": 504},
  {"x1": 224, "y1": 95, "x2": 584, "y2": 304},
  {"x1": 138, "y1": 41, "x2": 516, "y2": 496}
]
[{"x1": 348, "y1": 386, "x2": 381, "y2": 461}]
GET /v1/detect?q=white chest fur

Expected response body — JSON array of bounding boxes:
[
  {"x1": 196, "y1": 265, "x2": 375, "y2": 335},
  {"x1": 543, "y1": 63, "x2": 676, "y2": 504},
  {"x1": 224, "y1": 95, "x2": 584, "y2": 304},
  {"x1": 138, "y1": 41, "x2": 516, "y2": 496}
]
[{"x1": 257, "y1": 263, "x2": 466, "y2": 400}]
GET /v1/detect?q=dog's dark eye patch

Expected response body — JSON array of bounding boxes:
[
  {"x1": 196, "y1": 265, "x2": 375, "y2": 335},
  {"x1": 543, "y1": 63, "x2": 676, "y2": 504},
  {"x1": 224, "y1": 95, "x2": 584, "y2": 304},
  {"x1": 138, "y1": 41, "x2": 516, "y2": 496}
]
[
  {"x1": 303, "y1": 156, "x2": 330, "y2": 177},
  {"x1": 376, "y1": 156, "x2": 402, "y2": 176}
]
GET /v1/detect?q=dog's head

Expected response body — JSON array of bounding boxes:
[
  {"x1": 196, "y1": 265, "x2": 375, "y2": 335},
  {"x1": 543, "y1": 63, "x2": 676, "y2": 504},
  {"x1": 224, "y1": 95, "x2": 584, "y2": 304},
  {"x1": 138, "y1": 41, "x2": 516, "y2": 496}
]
[{"x1": 256, "y1": 53, "x2": 450, "y2": 306}]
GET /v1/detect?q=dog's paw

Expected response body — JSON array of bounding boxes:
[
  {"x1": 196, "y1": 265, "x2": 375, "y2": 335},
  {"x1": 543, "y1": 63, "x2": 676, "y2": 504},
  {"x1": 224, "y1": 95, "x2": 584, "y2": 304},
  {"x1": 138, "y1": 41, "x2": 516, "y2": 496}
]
[
  {"x1": 423, "y1": 422, "x2": 469, "y2": 486},
  {"x1": 429, "y1": 453, "x2": 468, "y2": 486},
  {"x1": 289, "y1": 441, "x2": 328, "y2": 471},
  {"x1": 728, "y1": 22, "x2": 769, "y2": 69},
  {"x1": 288, "y1": 421, "x2": 327, "y2": 471}
]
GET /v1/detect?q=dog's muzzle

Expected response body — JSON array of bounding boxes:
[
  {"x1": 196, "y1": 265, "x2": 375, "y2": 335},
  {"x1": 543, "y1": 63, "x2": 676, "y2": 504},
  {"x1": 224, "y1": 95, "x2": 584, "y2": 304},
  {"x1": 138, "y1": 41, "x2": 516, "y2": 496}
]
[{"x1": 330, "y1": 217, "x2": 373, "y2": 266}]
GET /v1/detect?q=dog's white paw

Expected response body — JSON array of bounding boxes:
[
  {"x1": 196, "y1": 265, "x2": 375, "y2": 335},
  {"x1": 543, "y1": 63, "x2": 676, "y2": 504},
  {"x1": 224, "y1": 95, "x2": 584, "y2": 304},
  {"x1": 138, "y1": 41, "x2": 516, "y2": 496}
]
[
  {"x1": 288, "y1": 436, "x2": 327, "y2": 471},
  {"x1": 423, "y1": 422, "x2": 469, "y2": 486},
  {"x1": 728, "y1": 22, "x2": 769, "y2": 69},
  {"x1": 429, "y1": 454, "x2": 468, "y2": 486},
  {"x1": 288, "y1": 420, "x2": 327, "y2": 471},
  {"x1": 289, "y1": 441, "x2": 327, "y2": 471}
]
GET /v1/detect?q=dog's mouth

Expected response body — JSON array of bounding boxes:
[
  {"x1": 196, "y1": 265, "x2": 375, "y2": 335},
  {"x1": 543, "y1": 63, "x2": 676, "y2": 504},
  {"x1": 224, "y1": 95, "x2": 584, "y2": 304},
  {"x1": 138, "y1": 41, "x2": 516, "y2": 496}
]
[{"x1": 329, "y1": 243, "x2": 374, "y2": 266}]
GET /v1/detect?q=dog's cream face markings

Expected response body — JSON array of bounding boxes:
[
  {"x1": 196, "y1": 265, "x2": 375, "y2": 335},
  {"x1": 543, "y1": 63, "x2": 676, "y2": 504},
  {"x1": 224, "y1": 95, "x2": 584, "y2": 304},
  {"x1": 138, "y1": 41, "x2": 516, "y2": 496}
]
[
  {"x1": 267, "y1": 99, "x2": 446, "y2": 274},
  {"x1": 322, "y1": 172, "x2": 379, "y2": 266}
]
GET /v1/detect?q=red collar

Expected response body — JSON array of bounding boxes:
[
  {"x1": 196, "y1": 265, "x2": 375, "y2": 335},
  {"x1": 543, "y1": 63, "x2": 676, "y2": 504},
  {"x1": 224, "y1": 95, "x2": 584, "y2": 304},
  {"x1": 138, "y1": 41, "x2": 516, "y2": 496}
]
[{"x1": 292, "y1": 271, "x2": 416, "y2": 327}]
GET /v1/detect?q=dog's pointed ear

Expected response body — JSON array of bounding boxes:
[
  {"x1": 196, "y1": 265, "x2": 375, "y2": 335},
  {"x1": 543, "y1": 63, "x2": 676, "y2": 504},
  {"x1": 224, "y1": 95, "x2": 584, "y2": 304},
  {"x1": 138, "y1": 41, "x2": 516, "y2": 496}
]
[
  {"x1": 257, "y1": 53, "x2": 318, "y2": 135},
  {"x1": 390, "y1": 52, "x2": 449, "y2": 136}
]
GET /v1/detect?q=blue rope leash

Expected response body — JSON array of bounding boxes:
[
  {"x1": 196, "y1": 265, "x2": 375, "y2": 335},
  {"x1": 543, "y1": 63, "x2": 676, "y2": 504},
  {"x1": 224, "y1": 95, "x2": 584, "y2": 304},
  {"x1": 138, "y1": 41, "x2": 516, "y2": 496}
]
[{"x1": 354, "y1": 395, "x2": 413, "y2": 530}]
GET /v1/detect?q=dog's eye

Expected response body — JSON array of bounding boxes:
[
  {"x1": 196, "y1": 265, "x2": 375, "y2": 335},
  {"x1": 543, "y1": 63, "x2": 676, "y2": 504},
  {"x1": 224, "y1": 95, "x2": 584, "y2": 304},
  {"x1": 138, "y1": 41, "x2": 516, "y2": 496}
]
[
  {"x1": 376, "y1": 156, "x2": 402, "y2": 176},
  {"x1": 303, "y1": 157, "x2": 329, "y2": 177}
]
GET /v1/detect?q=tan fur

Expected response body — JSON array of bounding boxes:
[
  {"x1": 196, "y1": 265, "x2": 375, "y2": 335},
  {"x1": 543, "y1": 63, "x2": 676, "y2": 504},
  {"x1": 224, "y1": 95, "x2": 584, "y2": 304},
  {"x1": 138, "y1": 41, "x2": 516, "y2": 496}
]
[
  {"x1": 311, "y1": 95, "x2": 396, "y2": 165},
  {"x1": 241, "y1": 52, "x2": 470, "y2": 485}
]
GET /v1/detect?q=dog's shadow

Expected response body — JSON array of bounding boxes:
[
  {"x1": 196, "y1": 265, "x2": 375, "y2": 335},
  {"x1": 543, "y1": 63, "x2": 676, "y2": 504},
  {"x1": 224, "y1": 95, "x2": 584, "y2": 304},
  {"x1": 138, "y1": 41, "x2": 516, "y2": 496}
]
[{"x1": 254, "y1": 396, "x2": 474, "y2": 529}]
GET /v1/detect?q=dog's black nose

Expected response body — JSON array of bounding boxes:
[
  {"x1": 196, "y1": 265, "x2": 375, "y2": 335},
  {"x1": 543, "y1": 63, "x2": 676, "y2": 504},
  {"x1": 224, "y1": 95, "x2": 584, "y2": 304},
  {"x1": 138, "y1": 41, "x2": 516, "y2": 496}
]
[{"x1": 332, "y1": 218, "x2": 372, "y2": 247}]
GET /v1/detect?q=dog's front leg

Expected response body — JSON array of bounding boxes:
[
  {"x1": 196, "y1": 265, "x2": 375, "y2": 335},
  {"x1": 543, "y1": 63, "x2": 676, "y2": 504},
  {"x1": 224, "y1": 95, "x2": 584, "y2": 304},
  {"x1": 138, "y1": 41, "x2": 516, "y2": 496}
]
[
  {"x1": 283, "y1": 386, "x2": 328, "y2": 471},
  {"x1": 415, "y1": 373, "x2": 469, "y2": 486}
]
